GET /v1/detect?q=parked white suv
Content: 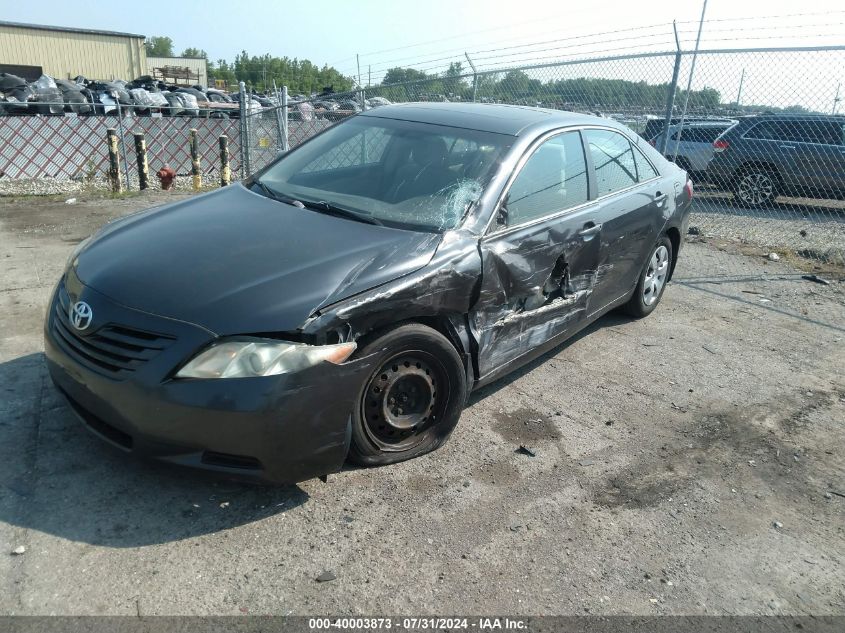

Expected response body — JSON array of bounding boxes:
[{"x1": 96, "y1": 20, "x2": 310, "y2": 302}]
[{"x1": 651, "y1": 120, "x2": 735, "y2": 179}]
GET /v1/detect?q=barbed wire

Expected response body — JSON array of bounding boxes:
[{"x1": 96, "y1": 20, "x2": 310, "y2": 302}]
[{"x1": 338, "y1": 11, "x2": 845, "y2": 83}]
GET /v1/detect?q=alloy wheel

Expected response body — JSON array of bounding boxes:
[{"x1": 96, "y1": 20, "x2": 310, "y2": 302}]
[
  {"x1": 737, "y1": 172, "x2": 774, "y2": 206},
  {"x1": 643, "y1": 245, "x2": 670, "y2": 306}
]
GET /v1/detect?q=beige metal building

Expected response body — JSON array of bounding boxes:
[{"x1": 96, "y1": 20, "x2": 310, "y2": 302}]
[
  {"x1": 146, "y1": 56, "x2": 208, "y2": 87},
  {"x1": 0, "y1": 21, "x2": 146, "y2": 81}
]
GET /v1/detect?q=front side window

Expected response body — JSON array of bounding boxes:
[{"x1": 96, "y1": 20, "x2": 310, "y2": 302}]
[
  {"x1": 258, "y1": 117, "x2": 514, "y2": 232},
  {"x1": 505, "y1": 131, "x2": 589, "y2": 226},
  {"x1": 585, "y1": 129, "x2": 639, "y2": 196}
]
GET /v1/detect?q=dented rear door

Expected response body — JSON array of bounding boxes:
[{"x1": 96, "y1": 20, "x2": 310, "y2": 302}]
[{"x1": 471, "y1": 130, "x2": 601, "y2": 380}]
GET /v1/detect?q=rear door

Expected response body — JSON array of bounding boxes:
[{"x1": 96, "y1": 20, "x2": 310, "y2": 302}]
[
  {"x1": 742, "y1": 120, "x2": 803, "y2": 189},
  {"x1": 581, "y1": 128, "x2": 668, "y2": 315},
  {"x1": 471, "y1": 129, "x2": 599, "y2": 379}
]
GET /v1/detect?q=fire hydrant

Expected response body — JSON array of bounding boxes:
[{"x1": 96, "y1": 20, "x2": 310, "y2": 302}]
[{"x1": 156, "y1": 164, "x2": 176, "y2": 190}]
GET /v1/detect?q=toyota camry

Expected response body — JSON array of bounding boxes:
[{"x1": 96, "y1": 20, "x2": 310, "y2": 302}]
[{"x1": 45, "y1": 103, "x2": 692, "y2": 484}]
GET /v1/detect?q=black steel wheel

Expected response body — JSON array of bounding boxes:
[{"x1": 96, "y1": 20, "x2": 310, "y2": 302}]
[{"x1": 348, "y1": 323, "x2": 467, "y2": 465}]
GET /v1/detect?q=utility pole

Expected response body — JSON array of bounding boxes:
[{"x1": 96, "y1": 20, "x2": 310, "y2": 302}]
[
  {"x1": 735, "y1": 68, "x2": 745, "y2": 107},
  {"x1": 356, "y1": 54, "x2": 362, "y2": 88},
  {"x1": 368, "y1": 65, "x2": 371, "y2": 88},
  {"x1": 833, "y1": 82, "x2": 841, "y2": 114}
]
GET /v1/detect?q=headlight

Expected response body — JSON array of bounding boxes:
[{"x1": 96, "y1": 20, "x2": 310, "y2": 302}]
[{"x1": 175, "y1": 339, "x2": 357, "y2": 379}]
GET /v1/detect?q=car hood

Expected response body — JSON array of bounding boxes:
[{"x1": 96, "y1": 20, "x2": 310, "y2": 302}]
[{"x1": 73, "y1": 184, "x2": 442, "y2": 335}]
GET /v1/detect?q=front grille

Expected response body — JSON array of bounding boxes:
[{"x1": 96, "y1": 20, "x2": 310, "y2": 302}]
[
  {"x1": 62, "y1": 388, "x2": 133, "y2": 450},
  {"x1": 201, "y1": 451, "x2": 263, "y2": 470},
  {"x1": 51, "y1": 282, "x2": 176, "y2": 379}
]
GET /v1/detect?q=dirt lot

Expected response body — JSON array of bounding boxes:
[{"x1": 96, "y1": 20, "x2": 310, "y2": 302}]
[{"x1": 0, "y1": 190, "x2": 843, "y2": 616}]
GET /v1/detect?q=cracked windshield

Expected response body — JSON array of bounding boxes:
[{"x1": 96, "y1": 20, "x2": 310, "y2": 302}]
[{"x1": 258, "y1": 116, "x2": 513, "y2": 230}]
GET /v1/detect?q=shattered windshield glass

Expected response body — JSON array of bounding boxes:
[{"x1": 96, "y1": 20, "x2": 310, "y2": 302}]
[{"x1": 257, "y1": 116, "x2": 514, "y2": 231}]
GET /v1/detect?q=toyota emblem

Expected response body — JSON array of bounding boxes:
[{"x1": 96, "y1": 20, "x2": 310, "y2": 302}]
[{"x1": 70, "y1": 301, "x2": 93, "y2": 331}]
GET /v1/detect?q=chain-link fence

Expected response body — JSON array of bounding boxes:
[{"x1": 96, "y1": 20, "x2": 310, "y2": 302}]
[
  {"x1": 240, "y1": 46, "x2": 844, "y2": 270},
  {"x1": 0, "y1": 104, "x2": 242, "y2": 193},
  {"x1": 3, "y1": 44, "x2": 844, "y2": 270}
]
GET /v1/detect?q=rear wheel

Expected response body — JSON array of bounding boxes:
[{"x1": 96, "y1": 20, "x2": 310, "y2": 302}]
[
  {"x1": 624, "y1": 236, "x2": 673, "y2": 318},
  {"x1": 348, "y1": 323, "x2": 467, "y2": 466},
  {"x1": 734, "y1": 168, "x2": 777, "y2": 207}
]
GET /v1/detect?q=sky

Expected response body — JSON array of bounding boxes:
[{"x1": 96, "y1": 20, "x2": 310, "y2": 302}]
[
  {"x1": 1, "y1": 0, "x2": 843, "y2": 108},
  {"x1": 1, "y1": 0, "x2": 843, "y2": 75}
]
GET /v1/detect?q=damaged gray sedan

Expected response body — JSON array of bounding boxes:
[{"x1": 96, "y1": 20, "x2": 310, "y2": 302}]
[{"x1": 45, "y1": 103, "x2": 692, "y2": 484}]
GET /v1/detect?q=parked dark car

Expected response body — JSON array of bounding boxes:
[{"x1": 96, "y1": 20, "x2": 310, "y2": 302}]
[
  {"x1": 45, "y1": 103, "x2": 692, "y2": 484},
  {"x1": 707, "y1": 114, "x2": 845, "y2": 206}
]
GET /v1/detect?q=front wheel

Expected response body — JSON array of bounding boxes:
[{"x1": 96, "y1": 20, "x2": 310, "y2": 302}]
[
  {"x1": 348, "y1": 323, "x2": 467, "y2": 466},
  {"x1": 623, "y1": 236, "x2": 673, "y2": 318}
]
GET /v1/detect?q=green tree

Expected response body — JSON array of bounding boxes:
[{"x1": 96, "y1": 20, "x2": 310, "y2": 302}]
[
  {"x1": 443, "y1": 62, "x2": 466, "y2": 98},
  {"x1": 181, "y1": 47, "x2": 208, "y2": 59},
  {"x1": 144, "y1": 36, "x2": 174, "y2": 57},
  {"x1": 382, "y1": 67, "x2": 429, "y2": 85}
]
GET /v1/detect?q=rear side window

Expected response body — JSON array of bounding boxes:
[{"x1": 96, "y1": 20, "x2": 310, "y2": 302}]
[
  {"x1": 585, "y1": 129, "x2": 652, "y2": 196},
  {"x1": 792, "y1": 120, "x2": 844, "y2": 145},
  {"x1": 673, "y1": 127, "x2": 729, "y2": 143},
  {"x1": 745, "y1": 121, "x2": 787, "y2": 142},
  {"x1": 506, "y1": 131, "x2": 589, "y2": 225},
  {"x1": 632, "y1": 144, "x2": 658, "y2": 180},
  {"x1": 745, "y1": 119, "x2": 844, "y2": 145}
]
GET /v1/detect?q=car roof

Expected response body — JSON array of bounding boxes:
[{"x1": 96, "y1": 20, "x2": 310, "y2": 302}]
[
  {"x1": 359, "y1": 102, "x2": 609, "y2": 136},
  {"x1": 748, "y1": 113, "x2": 845, "y2": 121}
]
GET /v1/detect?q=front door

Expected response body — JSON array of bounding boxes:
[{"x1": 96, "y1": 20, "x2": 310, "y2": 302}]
[{"x1": 471, "y1": 129, "x2": 601, "y2": 380}]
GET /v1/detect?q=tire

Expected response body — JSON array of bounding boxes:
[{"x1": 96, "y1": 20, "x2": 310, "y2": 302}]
[
  {"x1": 733, "y1": 168, "x2": 778, "y2": 207},
  {"x1": 623, "y1": 236, "x2": 673, "y2": 318},
  {"x1": 348, "y1": 323, "x2": 467, "y2": 466}
]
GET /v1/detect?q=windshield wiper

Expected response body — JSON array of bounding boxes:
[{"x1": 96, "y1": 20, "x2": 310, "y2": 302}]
[
  {"x1": 251, "y1": 180, "x2": 305, "y2": 208},
  {"x1": 299, "y1": 199, "x2": 382, "y2": 226}
]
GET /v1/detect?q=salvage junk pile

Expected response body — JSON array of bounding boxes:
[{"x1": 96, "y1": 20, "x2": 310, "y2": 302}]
[{"x1": 0, "y1": 72, "x2": 252, "y2": 118}]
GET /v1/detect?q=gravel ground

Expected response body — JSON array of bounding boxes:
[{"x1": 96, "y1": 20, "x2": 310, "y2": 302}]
[
  {"x1": 0, "y1": 191, "x2": 843, "y2": 616},
  {"x1": 691, "y1": 189, "x2": 845, "y2": 265}
]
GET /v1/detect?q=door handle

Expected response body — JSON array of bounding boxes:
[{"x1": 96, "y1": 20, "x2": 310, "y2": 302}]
[
  {"x1": 654, "y1": 191, "x2": 668, "y2": 203},
  {"x1": 578, "y1": 222, "x2": 602, "y2": 237}
]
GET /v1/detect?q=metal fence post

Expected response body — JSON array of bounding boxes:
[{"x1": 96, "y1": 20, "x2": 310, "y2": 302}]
[
  {"x1": 465, "y1": 53, "x2": 478, "y2": 102},
  {"x1": 115, "y1": 100, "x2": 131, "y2": 189},
  {"x1": 133, "y1": 132, "x2": 149, "y2": 191},
  {"x1": 238, "y1": 81, "x2": 250, "y2": 178},
  {"x1": 272, "y1": 80, "x2": 285, "y2": 151},
  {"x1": 672, "y1": 0, "x2": 709, "y2": 161},
  {"x1": 281, "y1": 86, "x2": 289, "y2": 152},
  {"x1": 659, "y1": 23, "x2": 682, "y2": 155}
]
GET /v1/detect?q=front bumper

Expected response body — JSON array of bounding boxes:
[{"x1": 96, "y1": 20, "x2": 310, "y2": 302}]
[{"x1": 44, "y1": 275, "x2": 372, "y2": 484}]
